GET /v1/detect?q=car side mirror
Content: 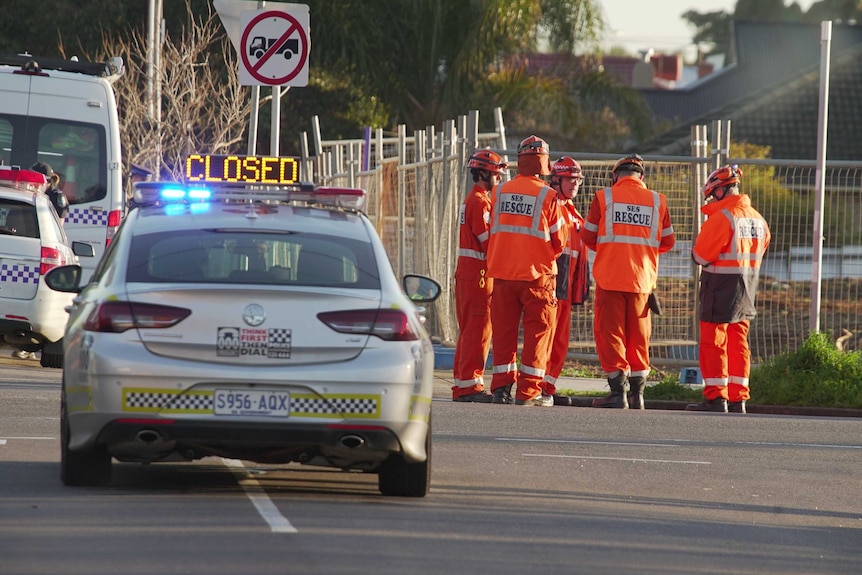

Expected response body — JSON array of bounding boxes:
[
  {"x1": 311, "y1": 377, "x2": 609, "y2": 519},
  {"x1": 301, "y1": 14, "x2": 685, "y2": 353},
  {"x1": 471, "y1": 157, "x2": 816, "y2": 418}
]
[
  {"x1": 72, "y1": 241, "x2": 95, "y2": 258},
  {"x1": 44, "y1": 265, "x2": 84, "y2": 293},
  {"x1": 403, "y1": 274, "x2": 442, "y2": 303}
]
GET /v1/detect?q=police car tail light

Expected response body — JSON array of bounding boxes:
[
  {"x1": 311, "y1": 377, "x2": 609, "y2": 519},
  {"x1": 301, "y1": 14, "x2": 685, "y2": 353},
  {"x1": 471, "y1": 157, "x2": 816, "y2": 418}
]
[
  {"x1": 105, "y1": 209, "x2": 122, "y2": 246},
  {"x1": 317, "y1": 309, "x2": 420, "y2": 341},
  {"x1": 84, "y1": 301, "x2": 191, "y2": 333},
  {"x1": 40, "y1": 246, "x2": 66, "y2": 275}
]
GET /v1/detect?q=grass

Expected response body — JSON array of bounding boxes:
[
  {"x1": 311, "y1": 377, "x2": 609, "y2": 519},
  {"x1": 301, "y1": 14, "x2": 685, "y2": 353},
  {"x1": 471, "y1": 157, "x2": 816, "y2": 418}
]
[
  {"x1": 750, "y1": 332, "x2": 862, "y2": 409},
  {"x1": 559, "y1": 332, "x2": 862, "y2": 409}
]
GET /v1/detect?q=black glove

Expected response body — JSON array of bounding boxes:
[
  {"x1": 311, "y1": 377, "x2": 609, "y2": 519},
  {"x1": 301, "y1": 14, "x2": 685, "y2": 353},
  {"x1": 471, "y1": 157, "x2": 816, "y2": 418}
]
[
  {"x1": 555, "y1": 254, "x2": 570, "y2": 301},
  {"x1": 648, "y1": 292, "x2": 662, "y2": 316}
]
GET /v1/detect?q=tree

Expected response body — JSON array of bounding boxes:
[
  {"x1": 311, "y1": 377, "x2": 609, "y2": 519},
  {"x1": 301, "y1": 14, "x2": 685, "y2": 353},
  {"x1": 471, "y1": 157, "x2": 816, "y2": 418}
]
[
  {"x1": 0, "y1": 0, "x2": 211, "y2": 58},
  {"x1": 683, "y1": 0, "x2": 862, "y2": 61},
  {"x1": 278, "y1": 0, "x2": 654, "y2": 153},
  {"x1": 681, "y1": 10, "x2": 733, "y2": 60},
  {"x1": 3, "y1": 1, "x2": 656, "y2": 158},
  {"x1": 90, "y1": 2, "x2": 252, "y2": 180},
  {"x1": 303, "y1": 1, "x2": 600, "y2": 129}
]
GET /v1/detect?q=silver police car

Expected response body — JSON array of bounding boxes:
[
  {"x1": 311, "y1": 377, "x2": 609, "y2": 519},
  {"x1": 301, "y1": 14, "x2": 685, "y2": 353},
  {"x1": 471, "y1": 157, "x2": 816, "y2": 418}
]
[{"x1": 46, "y1": 174, "x2": 439, "y2": 497}]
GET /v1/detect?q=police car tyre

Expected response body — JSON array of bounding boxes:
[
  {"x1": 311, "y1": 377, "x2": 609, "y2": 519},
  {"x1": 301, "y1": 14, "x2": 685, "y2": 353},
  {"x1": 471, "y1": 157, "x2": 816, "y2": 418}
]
[
  {"x1": 60, "y1": 393, "x2": 112, "y2": 487},
  {"x1": 40, "y1": 351, "x2": 63, "y2": 369},
  {"x1": 378, "y1": 416, "x2": 431, "y2": 497}
]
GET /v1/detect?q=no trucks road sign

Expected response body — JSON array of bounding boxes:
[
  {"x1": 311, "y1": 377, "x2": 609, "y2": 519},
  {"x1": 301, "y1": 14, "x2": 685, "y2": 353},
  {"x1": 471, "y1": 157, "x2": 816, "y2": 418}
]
[{"x1": 239, "y1": 7, "x2": 309, "y2": 87}]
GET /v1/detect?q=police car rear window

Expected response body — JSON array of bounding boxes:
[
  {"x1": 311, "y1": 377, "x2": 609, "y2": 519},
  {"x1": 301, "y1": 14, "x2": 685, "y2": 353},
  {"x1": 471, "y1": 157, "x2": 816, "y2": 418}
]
[
  {"x1": 0, "y1": 201, "x2": 38, "y2": 238},
  {"x1": 126, "y1": 229, "x2": 380, "y2": 288}
]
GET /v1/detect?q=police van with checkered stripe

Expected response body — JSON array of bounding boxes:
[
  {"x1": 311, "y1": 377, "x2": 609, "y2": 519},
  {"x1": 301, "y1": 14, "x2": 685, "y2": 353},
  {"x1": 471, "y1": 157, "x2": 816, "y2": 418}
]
[
  {"x1": 44, "y1": 158, "x2": 441, "y2": 497},
  {"x1": 0, "y1": 53, "x2": 126, "y2": 283}
]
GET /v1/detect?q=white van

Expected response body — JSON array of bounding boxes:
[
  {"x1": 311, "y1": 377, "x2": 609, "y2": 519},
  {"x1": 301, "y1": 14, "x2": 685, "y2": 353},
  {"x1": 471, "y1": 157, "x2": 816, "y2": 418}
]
[{"x1": 0, "y1": 53, "x2": 125, "y2": 281}]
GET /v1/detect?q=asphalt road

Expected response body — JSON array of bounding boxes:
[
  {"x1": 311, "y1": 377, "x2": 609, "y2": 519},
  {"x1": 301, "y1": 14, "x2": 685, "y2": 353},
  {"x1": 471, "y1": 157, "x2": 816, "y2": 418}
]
[{"x1": 1, "y1": 359, "x2": 860, "y2": 575}]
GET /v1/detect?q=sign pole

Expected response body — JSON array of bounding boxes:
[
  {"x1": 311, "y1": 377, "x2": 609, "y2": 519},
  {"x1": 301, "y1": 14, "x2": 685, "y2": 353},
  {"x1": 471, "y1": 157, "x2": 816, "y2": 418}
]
[
  {"x1": 246, "y1": 1, "x2": 266, "y2": 156},
  {"x1": 271, "y1": 86, "x2": 280, "y2": 156},
  {"x1": 810, "y1": 21, "x2": 832, "y2": 334}
]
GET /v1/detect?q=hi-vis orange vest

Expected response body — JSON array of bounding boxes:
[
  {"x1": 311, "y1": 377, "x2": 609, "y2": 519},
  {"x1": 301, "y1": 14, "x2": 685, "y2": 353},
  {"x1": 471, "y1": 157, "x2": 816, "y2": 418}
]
[
  {"x1": 693, "y1": 193, "x2": 770, "y2": 275},
  {"x1": 582, "y1": 176, "x2": 675, "y2": 293},
  {"x1": 455, "y1": 184, "x2": 492, "y2": 279},
  {"x1": 486, "y1": 175, "x2": 566, "y2": 281},
  {"x1": 692, "y1": 193, "x2": 770, "y2": 322}
]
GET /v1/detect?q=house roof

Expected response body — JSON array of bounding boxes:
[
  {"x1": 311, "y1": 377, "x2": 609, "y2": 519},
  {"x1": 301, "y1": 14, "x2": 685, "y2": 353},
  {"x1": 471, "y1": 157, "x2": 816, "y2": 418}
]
[
  {"x1": 523, "y1": 52, "x2": 683, "y2": 88},
  {"x1": 638, "y1": 20, "x2": 862, "y2": 160}
]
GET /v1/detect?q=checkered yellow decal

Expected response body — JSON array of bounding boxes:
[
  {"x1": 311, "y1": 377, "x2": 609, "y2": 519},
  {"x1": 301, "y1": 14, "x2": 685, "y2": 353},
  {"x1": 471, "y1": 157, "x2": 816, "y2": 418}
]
[
  {"x1": 122, "y1": 388, "x2": 380, "y2": 418},
  {"x1": 409, "y1": 395, "x2": 431, "y2": 422}
]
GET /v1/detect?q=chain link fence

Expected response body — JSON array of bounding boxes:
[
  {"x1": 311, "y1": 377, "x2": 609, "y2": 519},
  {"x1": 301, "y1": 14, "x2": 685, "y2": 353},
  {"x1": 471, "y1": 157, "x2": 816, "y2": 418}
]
[{"x1": 303, "y1": 112, "x2": 862, "y2": 365}]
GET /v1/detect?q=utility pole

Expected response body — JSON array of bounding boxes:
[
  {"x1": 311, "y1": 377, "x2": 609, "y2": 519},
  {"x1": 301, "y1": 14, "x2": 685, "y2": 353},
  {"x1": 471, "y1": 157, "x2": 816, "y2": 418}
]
[{"x1": 146, "y1": 0, "x2": 164, "y2": 177}]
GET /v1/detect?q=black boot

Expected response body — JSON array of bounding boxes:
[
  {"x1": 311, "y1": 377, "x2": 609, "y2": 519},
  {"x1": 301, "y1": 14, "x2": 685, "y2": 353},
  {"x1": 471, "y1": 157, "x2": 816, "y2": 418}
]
[
  {"x1": 592, "y1": 374, "x2": 628, "y2": 409},
  {"x1": 728, "y1": 400, "x2": 747, "y2": 414},
  {"x1": 685, "y1": 398, "x2": 728, "y2": 412},
  {"x1": 492, "y1": 384, "x2": 513, "y2": 404},
  {"x1": 628, "y1": 376, "x2": 645, "y2": 410}
]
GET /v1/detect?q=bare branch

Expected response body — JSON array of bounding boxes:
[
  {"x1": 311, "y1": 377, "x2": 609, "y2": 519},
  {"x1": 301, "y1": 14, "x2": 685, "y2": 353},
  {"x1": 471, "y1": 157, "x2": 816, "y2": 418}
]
[{"x1": 96, "y1": 1, "x2": 251, "y2": 180}]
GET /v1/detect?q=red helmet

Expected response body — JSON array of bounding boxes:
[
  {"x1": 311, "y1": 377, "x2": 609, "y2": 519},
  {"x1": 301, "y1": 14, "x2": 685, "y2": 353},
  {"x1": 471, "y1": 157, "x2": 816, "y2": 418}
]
[
  {"x1": 612, "y1": 154, "x2": 645, "y2": 174},
  {"x1": 702, "y1": 164, "x2": 742, "y2": 199},
  {"x1": 551, "y1": 156, "x2": 583, "y2": 180},
  {"x1": 517, "y1": 135, "x2": 549, "y2": 156},
  {"x1": 467, "y1": 150, "x2": 508, "y2": 174}
]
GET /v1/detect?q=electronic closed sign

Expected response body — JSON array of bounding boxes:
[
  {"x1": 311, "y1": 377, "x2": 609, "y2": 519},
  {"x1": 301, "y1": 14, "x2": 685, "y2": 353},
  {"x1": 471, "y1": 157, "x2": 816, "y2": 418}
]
[{"x1": 185, "y1": 154, "x2": 299, "y2": 184}]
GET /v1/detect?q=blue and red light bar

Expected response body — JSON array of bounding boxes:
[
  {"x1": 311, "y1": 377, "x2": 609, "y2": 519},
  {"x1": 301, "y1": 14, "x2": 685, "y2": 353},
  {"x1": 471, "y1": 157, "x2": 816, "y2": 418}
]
[
  {"x1": 132, "y1": 181, "x2": 368, "y2": 213},
  {"x1": 0, "y1": 167, "x2": 48, "y2": 193}
]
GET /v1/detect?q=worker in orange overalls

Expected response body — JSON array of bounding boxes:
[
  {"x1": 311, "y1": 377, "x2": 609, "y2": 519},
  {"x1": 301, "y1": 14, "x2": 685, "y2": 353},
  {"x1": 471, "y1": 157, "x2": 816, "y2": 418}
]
[
  {"x1": 452, "y1": 150, "x2": 508, "y2": 402},
  {"x1": 686, "y1": 165, "x2": 770, "y2": 414},
  {"x1": 581, "y1": 154, "x2": 675, "y2": 409},
  {"x1": 541, "y1": 157, "x2": 590, "y2": 405},
  {"x1": 486, "y1": 135, "x2": 566, "y2": 406}
]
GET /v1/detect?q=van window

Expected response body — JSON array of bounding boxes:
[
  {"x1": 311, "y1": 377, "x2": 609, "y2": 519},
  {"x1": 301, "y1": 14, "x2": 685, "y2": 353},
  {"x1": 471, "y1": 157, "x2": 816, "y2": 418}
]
[
  {"x1": 0, "y1": 118, "x2": 11, "y2": 166},
  {"x1": 0, "y1": 113, "x2": 107, "y2": 207},
  {"x1": 36, "y1": 122, "x2": 106, "y2": 205}
]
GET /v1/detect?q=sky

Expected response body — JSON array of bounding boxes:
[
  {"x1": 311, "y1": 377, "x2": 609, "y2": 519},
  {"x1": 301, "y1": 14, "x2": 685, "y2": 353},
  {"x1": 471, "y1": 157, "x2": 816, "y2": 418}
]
[{"x1": 598, "y1": 0, "x2": 817, "y2": 59}]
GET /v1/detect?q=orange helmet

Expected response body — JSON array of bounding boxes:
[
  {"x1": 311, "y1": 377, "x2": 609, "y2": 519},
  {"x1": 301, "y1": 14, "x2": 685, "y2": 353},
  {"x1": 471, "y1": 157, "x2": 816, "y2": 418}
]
[
  {"x1": 467, "y1": 150, "x2": 508, "y2": 174},
  {"x1": 702, "y1": 164, "x2": 742, "y2": 199},
  {"x1": 518, "y1": 135, "x2": 549, "y2": 156},
  {"x1": 612, "y1": 153, "x2": 645, "y2": 175},
  {"x1": 551, "y1": 156, "x2": 583, "y2": 180}
]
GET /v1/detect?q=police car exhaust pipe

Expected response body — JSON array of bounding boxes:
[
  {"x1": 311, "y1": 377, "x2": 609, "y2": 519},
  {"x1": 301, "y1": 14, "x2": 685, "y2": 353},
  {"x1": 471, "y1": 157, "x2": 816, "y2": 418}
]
[
  {"x1": 136, "y1": 429, "x2": 163, "y2": 444},
  {"x1": 339, "y1": 435, "x2": 365, "y2": 449}
]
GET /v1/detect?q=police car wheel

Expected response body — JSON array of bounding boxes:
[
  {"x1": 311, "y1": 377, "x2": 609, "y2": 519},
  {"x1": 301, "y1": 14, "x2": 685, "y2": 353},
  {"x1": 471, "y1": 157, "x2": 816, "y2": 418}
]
[
  {"x1": 378, "y1": 418, "x2": 431, "y2": 498},
  {"x1": 40, "y1": 351, "x2": 63, "y2": 369},
  {"x1": 60, "y1": 393, "x2": 112, "y2": 487}
]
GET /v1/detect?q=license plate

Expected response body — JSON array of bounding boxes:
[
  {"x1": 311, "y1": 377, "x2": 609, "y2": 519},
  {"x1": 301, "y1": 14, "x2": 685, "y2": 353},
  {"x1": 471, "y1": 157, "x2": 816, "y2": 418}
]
[{"x1": 214, "y1": 389, "x2": 290, "y2": 416}]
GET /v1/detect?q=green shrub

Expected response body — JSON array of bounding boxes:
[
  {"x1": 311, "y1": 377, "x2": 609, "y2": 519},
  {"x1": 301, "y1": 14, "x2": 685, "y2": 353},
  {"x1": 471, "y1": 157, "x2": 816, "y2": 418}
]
[
  {"x1": 643, "y1": 378, "x2": 703, "y2": 401},
  {"x1": 750, "y1": 332, "x2": 862, "y2": 409}
]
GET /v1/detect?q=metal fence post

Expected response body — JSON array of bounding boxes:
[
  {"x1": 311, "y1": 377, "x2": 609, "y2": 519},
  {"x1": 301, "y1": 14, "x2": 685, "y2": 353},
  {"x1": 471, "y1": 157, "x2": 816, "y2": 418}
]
[{"x1": 397, "y1": 124, "x2": 407, "y2": 278}]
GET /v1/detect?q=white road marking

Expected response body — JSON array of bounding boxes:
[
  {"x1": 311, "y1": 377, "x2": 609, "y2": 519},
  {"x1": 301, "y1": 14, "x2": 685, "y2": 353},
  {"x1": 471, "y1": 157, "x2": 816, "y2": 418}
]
[
  {"x1": 497, "y1": 437, "x2": 680, "y2": 447},
  {"x1": 221, "y1": 458, "x2": 298, "y2": 533},
  {"x1": 737, "y1": 441, "x2": 862, "y2": 449},
  {"x1": 0, "y1": 437, "x2": 54, "y2": 442},
  {"x1": 498, "y1": 437, "x2": 862, "y2": 450},
  {"x1": 523, "y1": 453, "x2": 711, "y2": 465}
]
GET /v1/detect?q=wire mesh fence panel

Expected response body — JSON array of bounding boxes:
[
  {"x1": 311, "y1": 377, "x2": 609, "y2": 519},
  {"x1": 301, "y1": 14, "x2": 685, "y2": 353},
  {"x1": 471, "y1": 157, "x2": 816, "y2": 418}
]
[
  {"x1": 744, "y1": 162, "x2": 862, "y2": 360},
  {"x1": 307, "y1": 115, "x2": 862, "y2": 364},
  {"x1": 566, "y1": 160, "x2": 702, "y2": 360}
]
